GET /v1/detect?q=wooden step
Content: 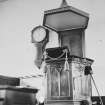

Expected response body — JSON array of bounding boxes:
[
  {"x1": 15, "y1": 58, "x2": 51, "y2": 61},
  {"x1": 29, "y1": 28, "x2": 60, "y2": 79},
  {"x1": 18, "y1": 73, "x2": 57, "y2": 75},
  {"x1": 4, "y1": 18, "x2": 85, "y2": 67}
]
[{"x1": 45, "y1": 100, "x2": 81, "y2": 105}]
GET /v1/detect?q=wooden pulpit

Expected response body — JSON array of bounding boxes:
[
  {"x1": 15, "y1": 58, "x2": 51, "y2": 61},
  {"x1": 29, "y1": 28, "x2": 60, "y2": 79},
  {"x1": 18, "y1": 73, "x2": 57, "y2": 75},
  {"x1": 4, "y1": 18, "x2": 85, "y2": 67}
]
[
  {"x1": 31, "y1": 1, "x2": 94, "y2": 105},
  {"x1": 44, "y1": 47, "x2": 93, "y2": 105}
]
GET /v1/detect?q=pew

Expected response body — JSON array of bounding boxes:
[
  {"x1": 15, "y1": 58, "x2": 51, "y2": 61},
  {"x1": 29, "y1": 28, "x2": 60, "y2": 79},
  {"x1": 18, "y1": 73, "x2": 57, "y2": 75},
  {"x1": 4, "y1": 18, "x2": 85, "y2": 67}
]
[{"x1": 0, "y1": 75, "x2": 38, "y2": 105}]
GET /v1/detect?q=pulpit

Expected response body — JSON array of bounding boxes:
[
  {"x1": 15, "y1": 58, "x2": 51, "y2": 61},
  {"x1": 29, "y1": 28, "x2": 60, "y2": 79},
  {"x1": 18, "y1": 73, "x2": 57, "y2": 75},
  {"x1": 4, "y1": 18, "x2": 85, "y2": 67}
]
[
  {"x1": 31, "y1": 0, "x2": 94, "y2": 105},
  {"x1": 44, "y1": 47, "x2": 93, "y2": 105}
]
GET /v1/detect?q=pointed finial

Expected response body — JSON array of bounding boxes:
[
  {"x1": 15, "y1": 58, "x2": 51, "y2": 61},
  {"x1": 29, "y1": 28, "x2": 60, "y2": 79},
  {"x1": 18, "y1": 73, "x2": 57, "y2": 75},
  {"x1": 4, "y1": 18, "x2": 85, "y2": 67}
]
[{"x1": 60, "y1": 0, "x2": 68, "y2": 7}]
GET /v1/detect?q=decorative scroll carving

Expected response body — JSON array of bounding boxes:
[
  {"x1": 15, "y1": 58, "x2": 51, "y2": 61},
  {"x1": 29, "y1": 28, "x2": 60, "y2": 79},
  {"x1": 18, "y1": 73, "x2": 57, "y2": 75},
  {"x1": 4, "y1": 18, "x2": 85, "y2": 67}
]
[{"x1": 71, "y1": 61, "x2": 92, "y2": 101}]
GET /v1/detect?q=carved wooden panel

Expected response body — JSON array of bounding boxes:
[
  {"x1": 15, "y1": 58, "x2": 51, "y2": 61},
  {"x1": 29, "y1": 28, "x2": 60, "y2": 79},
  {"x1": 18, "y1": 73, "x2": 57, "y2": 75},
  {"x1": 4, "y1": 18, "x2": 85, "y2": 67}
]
[
  {"x1": 59, "y1": 29, "x2": 84, "y2": 57},
  {"x1": 50, "y1": 67, "x2": 59, "y2": 96},
  {"x1": 46, "y1": 63, "x2": 72, "y2": 100},
  {"x1": 72, "y1": 62, "x2": 92, "y2": 100},
  {"x1": 60, "y1": 70, "x2": 69, "y2": 96}
]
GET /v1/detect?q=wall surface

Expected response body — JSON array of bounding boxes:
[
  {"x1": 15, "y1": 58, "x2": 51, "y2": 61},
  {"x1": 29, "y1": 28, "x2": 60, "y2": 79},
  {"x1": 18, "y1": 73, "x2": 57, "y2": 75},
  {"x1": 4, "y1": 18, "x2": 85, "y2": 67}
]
[{"x1": 0, "y1": 0, "x2": 105, "y2": 96}]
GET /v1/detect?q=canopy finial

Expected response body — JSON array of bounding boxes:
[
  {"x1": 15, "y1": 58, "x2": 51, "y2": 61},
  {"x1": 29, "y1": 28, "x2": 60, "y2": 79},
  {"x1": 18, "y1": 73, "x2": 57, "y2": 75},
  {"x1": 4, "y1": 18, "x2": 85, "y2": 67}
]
[{"x1": 60, "y1": 0, "x2": 68, "y2": 7}]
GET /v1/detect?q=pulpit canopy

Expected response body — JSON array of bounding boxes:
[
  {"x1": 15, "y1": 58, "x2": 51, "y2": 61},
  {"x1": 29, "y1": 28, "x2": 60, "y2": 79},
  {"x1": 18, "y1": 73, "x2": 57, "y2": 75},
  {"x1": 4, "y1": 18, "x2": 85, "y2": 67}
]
[{"x1": 43, "y1": 5, "x2": 89, "y2": 31}]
